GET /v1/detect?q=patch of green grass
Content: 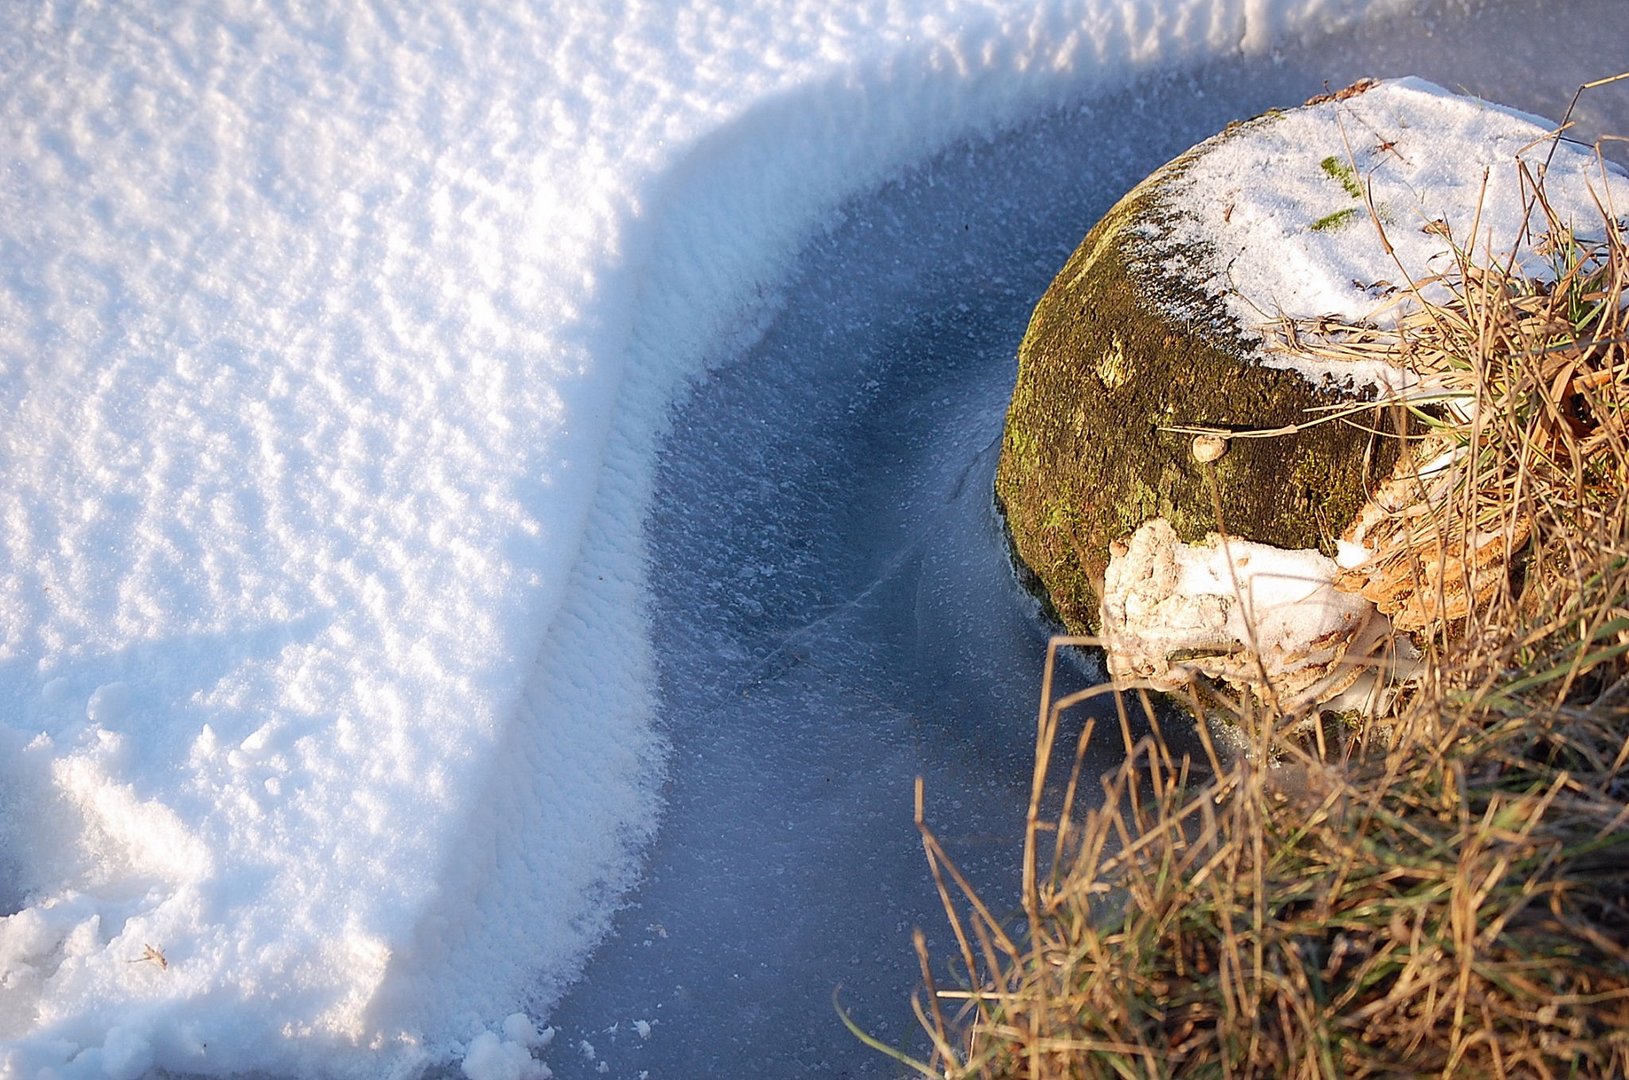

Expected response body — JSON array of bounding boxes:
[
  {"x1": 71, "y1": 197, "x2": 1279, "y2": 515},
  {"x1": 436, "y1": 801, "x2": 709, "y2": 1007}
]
[
  {"x1": 1309, "y1": 206, "x2": 1360, "y2": 232},
  {"x1": 1320, "y1": 154, "x2": 1363, "y2": 199}
]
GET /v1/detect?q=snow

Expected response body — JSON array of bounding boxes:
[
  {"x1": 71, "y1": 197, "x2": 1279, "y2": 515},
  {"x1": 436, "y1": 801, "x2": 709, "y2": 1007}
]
[
  {"x1": 8, "y1": 2, "x2": 1590, "y2": 1078},
  {"x1": 459, "y1": 1017, "x2": 553, "y2": 1080},
  {"x1": 1165, "y1": 76, "x2": 1629, "y2": 388}
]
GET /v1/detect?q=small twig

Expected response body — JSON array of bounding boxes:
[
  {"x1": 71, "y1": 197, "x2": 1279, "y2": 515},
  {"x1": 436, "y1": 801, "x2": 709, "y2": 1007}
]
[{"x1": 128, "y1": 944, "x2": 168, "y2": 970}]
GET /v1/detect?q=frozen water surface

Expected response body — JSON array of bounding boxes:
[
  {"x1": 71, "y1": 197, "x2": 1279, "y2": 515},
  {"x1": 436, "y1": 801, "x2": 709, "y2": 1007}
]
[
  {"x1": 546, "y1": 4, "x2": 1629, "y2": 1076},
  {"x1": 0, "y1": 0, "x2": 1626, "y2": 1076}
]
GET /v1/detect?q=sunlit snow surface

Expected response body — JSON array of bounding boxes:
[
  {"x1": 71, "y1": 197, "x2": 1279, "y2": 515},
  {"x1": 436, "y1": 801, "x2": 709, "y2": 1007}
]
[
  {"x1": 1166, "y1": 77, "x2": 1629, "y2": 389},
  {"x1": 0, "y1": 0, "x2": 1625, "y2": 1076}
]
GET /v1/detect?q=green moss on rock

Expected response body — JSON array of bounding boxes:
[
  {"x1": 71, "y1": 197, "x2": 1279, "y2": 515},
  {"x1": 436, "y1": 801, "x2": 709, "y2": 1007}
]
[{"x1": 994, "y1": 132, "x2": 1400, "y2": 633}]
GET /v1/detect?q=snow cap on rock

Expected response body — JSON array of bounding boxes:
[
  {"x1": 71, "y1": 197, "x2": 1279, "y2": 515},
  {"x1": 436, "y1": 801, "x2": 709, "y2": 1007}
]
[{"x1": 1166, "y1": 76, "x2": 1629, "y2": 389}]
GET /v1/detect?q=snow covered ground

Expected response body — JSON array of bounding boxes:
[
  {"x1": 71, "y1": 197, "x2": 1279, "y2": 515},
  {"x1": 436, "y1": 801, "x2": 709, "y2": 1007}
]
[{"x1": 1, "y1": 0, "x2": 1625, "y2": 1077}]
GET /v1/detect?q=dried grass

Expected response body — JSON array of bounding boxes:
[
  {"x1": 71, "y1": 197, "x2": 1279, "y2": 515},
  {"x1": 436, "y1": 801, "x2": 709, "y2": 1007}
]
[{"x1": 899, "y1": 108, "x2": 1629, "y2": 1079}]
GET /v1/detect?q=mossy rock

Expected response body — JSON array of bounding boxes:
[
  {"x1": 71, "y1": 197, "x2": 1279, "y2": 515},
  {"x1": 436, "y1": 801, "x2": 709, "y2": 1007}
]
[{"x1": 994, "y1": 115, "x2": 1400, "y2": 634}]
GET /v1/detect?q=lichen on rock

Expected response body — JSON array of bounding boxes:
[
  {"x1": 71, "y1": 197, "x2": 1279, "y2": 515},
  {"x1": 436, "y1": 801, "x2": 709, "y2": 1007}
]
[{"x1": 994, "y1": 90, "x2": 1400, "y2": 637}]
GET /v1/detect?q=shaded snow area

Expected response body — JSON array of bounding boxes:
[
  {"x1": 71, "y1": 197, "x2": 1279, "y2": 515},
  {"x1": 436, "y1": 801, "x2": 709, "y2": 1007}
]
[
  {"x1": 1165, "y1": 77, "x2": 1629, "y2": 389},
  {"x1": 1, "y1": 0, "x2": 1626, "y2": 1077}
]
